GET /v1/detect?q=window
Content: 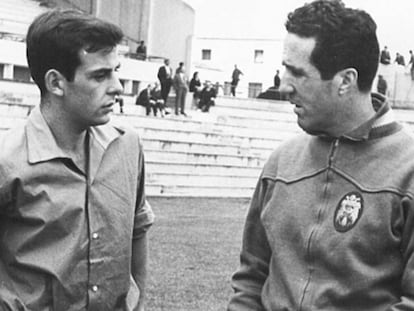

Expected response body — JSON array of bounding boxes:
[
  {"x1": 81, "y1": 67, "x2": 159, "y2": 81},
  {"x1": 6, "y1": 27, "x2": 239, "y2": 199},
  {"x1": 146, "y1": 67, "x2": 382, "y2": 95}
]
[
  {"x1": 13, "y1": 66, "x2": 31, "y2": 82},
  {"x1": 0, "y1": 64, "x2": 4, "y2": 79},
  {"x1": 254, "y1": 50, "x2": 264, "y2": 63},
  {"x1": 132, "y1": 81, "x2": 140, "y2": 95},
  {"x1": 202, "y1": 49, "x2": 211, "y2": 60},
  {"x1": 248, "y1": 82, "x2": 262, "y2": 98}
]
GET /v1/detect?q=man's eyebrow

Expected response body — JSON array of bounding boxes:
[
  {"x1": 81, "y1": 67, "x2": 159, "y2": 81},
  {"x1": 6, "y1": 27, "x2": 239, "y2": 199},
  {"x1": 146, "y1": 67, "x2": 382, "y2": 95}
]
[
  {"x1": 87, "y1": 63, "x2": 121, "y2": 76},
  {"x1": 282, "y1": 61, "x2": 306, "y2": 75}
]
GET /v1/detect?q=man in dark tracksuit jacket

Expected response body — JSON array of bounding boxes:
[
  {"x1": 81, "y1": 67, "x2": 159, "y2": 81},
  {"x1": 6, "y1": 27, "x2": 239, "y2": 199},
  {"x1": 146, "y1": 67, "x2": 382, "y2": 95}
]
[{"x1": 228, "y1": 1, "x2": 414, "y2": 310}]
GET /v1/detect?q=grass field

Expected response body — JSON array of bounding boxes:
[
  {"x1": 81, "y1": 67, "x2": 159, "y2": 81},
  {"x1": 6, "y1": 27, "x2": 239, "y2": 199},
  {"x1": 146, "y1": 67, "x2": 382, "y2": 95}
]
[{"x1": 145, "y1": 196, "x2": 251, "y2": 311}]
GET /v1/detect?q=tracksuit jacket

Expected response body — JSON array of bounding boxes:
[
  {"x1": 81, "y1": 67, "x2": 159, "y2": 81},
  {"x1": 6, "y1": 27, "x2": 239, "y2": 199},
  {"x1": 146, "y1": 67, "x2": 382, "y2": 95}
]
[{"x1": 228, "y1": 94, "x2": 414, "y2": 310}]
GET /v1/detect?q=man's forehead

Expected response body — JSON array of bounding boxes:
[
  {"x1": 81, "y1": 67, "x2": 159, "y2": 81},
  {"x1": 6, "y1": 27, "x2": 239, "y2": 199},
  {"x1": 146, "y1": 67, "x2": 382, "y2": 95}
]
[
  {"x1": 78, "y1": 47, "x2": 120, "y2": 69},
  {"x1": 80, "y1": 45, "x2": 119, "y2": 57},
  {"x1": 282, "y1": 33, "x2": 316, "y2": 65}
]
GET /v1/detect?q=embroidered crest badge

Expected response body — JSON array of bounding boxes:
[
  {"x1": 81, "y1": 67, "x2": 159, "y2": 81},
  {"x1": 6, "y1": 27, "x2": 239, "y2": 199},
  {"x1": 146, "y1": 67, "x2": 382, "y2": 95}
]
[{"x1": 334, "y1": 192, "x2": 363, "y2": 232}]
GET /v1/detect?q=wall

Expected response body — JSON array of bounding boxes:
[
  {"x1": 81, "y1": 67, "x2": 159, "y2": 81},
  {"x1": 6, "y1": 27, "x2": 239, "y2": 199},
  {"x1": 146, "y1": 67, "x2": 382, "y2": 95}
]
[
  {"x1": 0, "y1": 39, "x2": 160, "y2": 95},
  {"x1": 191, "y1": 37, "x2": 283, "y2": 97},
  {"x1": 149, "y1": 0, "x2": 195, "y2": 70},
  {"x1": 377, "y1": 63, "x2": 414, "y2": 108},
  {"x1": 53, "y1": 0, "x2": 196, "y2": 70},
  {"x1": 53, "y1": 0, "x2": 94, "y2": 12}
]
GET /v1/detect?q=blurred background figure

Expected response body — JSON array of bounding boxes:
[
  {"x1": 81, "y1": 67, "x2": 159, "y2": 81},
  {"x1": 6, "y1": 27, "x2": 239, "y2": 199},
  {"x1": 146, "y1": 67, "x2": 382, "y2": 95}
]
[
  {"x1": 394, "y1": 52, "x2": 405, "y2": 66},
  {"x1": 380, "y1": 45, "x2": 391, "y2": 65},
  {"x1": 116, "y1": 96, "x2": 124, "y2": 113},
  {"x1": 136, "y1": 40, "x2": 147, "y2": 60},
  {"x1": 198, "y1": 81, "x2": 216, "y2": 112},
  {"x1": 173, "y1": 62, "x2": 189, "y2": 116},
  {"x1": 274, "y1": 69, "x2": 281, "y2": 89},
  {"x1": 189, "y1": 71, "x2": 202, "y2": 109},
  {"x1": 377, "y1": 74, "x2": 387, "y2": 95},
  {"x1": 157, "y1": 59, "x2": 173, "y2": 104},
  {"x1": 136, "y1": 84, "x2": 164, "y2": 117},
  {"x1": 230, "y1": 64, "x2": 243, "y2": 96}
]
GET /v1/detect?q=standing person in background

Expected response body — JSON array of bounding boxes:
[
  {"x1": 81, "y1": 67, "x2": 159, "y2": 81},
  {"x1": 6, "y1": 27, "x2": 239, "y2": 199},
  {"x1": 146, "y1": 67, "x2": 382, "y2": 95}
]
[
  {"x1": 157, "y1": 58, "x2": 173, "y2": 104},
  {"x1": 408, "y1": 50, "x2": 414, "y2": 81},
  {"x1": 228, "y1": 1, "x2": 414, "y2": 310},
  {"x1": 116, "y1": 96, "x2": 124, "y2": 113},
  {"x1": 189, "y1": 71, "x2": 202, "y2": 109},
  {"x1": 173, "y1": 62, "x2": 189, "y2": 116},
  {"x1": 0, "y1": 9, "x2": 154, "y2": 311},
  {"x1": 230, "y1": 64, "x2": 243, "y2": 96},
  {"x1": 273, "y1": 69, "x2": 281, "y2": 89},
  {"x1": 136, "y1": 40, "x2": 147, "y2": 60}
]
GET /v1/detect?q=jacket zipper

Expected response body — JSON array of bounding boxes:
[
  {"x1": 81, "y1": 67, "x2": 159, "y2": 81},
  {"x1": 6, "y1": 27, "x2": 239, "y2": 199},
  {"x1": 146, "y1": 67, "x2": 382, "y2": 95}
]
[{"x1": 298, "y1": 138, "x2": 339, "y2": 310}]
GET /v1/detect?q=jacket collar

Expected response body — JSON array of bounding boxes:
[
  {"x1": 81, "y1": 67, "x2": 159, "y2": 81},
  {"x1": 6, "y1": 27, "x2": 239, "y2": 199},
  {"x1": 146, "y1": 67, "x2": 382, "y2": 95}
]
[
  {"x1": 340, "y1": 93, "x2": 400, "y2": 141},
  {"x1": 26, "y1": 105, "x2": 123, "y2": 166}
]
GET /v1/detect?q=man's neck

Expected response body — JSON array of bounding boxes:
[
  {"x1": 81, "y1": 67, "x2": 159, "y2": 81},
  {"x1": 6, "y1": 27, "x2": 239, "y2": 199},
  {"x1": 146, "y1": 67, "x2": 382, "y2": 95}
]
[
  {"x1": 40, "y1": 100, "x2": 88, "y2": 157},
  {"x1": 330, "y1": 92, "x2": 376, "y2": 137}
]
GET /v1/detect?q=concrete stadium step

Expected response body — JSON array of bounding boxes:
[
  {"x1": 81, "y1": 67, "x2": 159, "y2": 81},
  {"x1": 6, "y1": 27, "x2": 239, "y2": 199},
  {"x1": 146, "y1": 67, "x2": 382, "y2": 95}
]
[
  {"x1": 146, "y1": 172, "x2": 257, "y2": 188},
  {"x1": 146, "y1": 161, "x2": 262, "y2": 178},
  {"x1": 112, "y1": 113, "x2": 292, "y2": 149},
  {"x1": 213, "y1": 113, "x2": 299, "y2": 132},
  {"x1": 0, "y1": 82, "x2": 40, "y2": 107},
  {"x1": 0, "y1": 115, "x2": 26, "y2": 130},
  {"x1": 146, "y1": 183, "x2": 255, "y2": 198},
  {"x1": 210, "y1": 105, "x2": 297, "y2": 124},
  {"x1": 142, "y1": 137, "x2": 254, "y2": 158},
  {"x1": 190, "y1": 109, "x2": 301, "y2": 134},
  {"x1": 0, "y1": 102, "x2": 33, "y2": 117},
  {"x1": 0, "y1": 0, "x2": 46, "y2": 34},
  {"x1": 114, "y1": 111, "x2": 300, "y2": 140},
  {"x1": 216, "y1": 95, "x2": 292, "y2": 113},
  {"x1": 145, "y1": 148, "x2": 265, "y2": 168},
  {"x1": 142, "y1": 137, "x2": 275, "y2": 161},
  {"x1": 394, "y1": 109, "x2": 414, "y2": 125},
  {"x1": 136, "y1": 127, "x2": 282, "y2": 152}
]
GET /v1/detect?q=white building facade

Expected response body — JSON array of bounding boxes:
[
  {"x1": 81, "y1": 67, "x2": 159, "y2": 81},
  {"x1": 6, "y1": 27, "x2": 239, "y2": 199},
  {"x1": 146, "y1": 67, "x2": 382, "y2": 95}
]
[{"x1": 191, "y1": 36, "x2": 283, "y2": 98}]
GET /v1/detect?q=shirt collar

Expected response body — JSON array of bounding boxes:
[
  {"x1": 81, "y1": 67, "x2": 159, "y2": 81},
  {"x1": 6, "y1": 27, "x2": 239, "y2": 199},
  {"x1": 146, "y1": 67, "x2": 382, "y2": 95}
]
[
  {"x1": 26, "y1": 105, "x2": 66, "y2": 164},
  {"x1": 26, "y1": 105, "x2": 123, "y2": 164}
]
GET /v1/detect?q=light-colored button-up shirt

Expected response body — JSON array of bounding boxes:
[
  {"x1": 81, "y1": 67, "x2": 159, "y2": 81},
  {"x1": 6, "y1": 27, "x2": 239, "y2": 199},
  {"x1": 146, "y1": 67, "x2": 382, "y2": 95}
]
[{"x1": 0, "y1": 106, "x2": 154, "y2": 311}]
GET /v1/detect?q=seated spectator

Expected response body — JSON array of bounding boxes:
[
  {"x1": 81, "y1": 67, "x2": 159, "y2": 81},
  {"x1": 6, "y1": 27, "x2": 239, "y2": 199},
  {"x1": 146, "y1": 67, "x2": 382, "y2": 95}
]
[
  {"x1": 189, "y1": 71, "x2": 202, "y2": 108},
  {"x1": 136, "y1": 84, "x2": 164, "y2": 117},
  {"x1": 198, "y1": 81, "x2": 216, "y2": 112},
  {"x1": 136, "y1": 40, "x2": 147, "y2": 60},
  {"x1": 380, "y1": 46, "x2": 391, "y2": 65},
  {"x1": 151, "y1": 82, "x2": 169, "y2": 117},
  {"x1": 394, "y1": 52, "x2": 405, "y2": 66}
]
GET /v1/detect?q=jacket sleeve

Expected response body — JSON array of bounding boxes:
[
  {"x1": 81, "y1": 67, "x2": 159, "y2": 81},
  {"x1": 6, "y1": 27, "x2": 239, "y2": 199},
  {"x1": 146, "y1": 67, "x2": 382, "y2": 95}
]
[
  {"x1": 389, "y1": 197, "x2": 414, "y2": 310},
  {"x1": 227, "y1": 176, "x2": 272, "y2": 311},
  {"x1": 132, "y1": 137, "x2": 154, "y2": 240}
]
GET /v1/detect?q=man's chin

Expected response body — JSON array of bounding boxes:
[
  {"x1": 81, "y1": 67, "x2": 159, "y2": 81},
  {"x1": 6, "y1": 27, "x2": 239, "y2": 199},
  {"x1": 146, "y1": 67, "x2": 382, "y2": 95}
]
[{"x1": 297, "y1": 120, "x2": 324, "y2": 136}]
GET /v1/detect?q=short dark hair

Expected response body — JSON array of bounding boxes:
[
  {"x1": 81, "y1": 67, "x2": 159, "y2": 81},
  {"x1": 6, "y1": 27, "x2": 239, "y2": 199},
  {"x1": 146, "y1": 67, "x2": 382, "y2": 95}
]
[
  {"x1": 26, "y1": 9, "x2": 123, "y2": 95},
  {"x1": 285, "y1": 0, "x2": 379, "y2": 92}
]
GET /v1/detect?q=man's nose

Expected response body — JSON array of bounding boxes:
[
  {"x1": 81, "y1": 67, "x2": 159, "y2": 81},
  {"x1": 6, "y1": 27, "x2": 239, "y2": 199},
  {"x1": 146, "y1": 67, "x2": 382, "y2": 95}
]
[
  {"x1": 109, "y1": 76, "x2": 124, "y2": 95},
  {"x1": 279, "y1": 80, "x2": 294, "y2": 96}
]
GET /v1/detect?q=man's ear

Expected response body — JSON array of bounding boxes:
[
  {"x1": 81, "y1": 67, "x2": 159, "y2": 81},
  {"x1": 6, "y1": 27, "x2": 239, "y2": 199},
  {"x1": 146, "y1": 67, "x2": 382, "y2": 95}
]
[
  {"x1": 44, "y1": 69, "x2": 66, "y2": 96},
  {"x1": 336, "y1": 68, "x2": 358, "y2": 95}
]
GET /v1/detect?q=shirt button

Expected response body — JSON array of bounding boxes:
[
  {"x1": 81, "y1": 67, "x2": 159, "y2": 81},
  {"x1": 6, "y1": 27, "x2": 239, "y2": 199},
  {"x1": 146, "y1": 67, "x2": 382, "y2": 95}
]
[
  {"x1": 92, "y1": 285, "x2": 98, "y2": 292},
  {"x1": 92, "y1": 232, "x2": 99, "y2": 240}
]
